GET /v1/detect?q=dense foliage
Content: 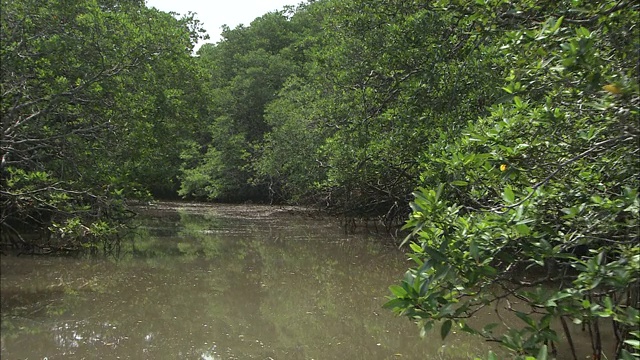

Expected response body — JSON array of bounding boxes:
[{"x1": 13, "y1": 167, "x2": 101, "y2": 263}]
[
  {"x1": 1, "y1": 0, "x2": 208, "y2": 251},
  {"x1": 180, "y1": 0, "x2": 504, "y2": 227},
  {"x1": 1, "y1": 0, "x2": 637, "y2": 358},
  {"x1": 178, "y1": 7, "x2": 310, "y2": 202},
  {"x1": 382, "y1": 0, "x2": 639, "y2": 359}
]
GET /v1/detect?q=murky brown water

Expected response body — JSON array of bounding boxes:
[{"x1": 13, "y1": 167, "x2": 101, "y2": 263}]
[
  {"x1": 0, "y1": 202, "x2": 608, "y2": 359},
  {"x1": 1, "y1": 202, "x2": 498, "y2": 359}
]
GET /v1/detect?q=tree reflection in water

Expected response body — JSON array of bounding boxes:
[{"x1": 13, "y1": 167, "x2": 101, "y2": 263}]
[{"x1": 1, "y1": 203, "x2": 498, "y2": 359}]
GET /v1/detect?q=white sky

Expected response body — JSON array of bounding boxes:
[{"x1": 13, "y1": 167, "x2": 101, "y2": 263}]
[{"x1": 145, "y1": 0, "x2": 303, "y2": 49}]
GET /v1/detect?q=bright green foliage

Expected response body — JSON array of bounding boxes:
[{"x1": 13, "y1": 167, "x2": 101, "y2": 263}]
[
  {"x1": 254, "y1": 75, "x2": 329, "y2": 203},
  {"x1": 178, "y1": 9, "x2": 310, "y2": 202},
  {"x1": 385, "y1": 0, "x2": 639, "y2": 358},
  {"x1": 311, "y1": 0, "x2": 503, "y2": 221},
  {"x1": 1, "y1": 0, "x2": 207, "y2": 249},
  {"x1": 180, "y1": 0, "x2": 503, "y2": 212},
  {"x1": 249, "y1": 0, "x2": 505, "y2": 219},
  {"x1": 248, "y1": 3, "x2": 329, "y2": 203}
]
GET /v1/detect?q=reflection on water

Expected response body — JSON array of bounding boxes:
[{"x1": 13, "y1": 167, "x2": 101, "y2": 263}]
[{"x1": 1, "y1": 202, "x2": 497, "y2": 359}]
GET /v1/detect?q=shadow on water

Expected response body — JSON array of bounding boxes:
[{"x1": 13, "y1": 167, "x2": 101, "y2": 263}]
[{"x1": 0, "y1": 201, "x2": 608, "y2": 359}]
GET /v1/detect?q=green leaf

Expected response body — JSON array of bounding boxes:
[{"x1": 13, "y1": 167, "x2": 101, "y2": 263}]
[
  {"x1": 513, "y1": 96, "x2": 523, "y2": 108},
  {"x1": 469, "y1": 240, "x2": 479, "y2": 262},
  {"x1": 480, "y1": 265, "x2": 497, "y2": 277},
  {"x1": 536, "y1": 345, "x2": 548, "y2": 360},
  {"x1": 503, "y1": 186, "x2": 515, "y2": 204},
  {"x1": 451, "y1": 180, "x2": 469, "y2": 186},
  {"x1": 417, "y1": 259, "x2": 433, "y2": 274},
  {"x1": 539, "y1": 314, "x2": 553, "y2": 329},
  {"x1": 419, "y1": 278, "x2": 431, "y2": 297},
  {"x1": 409, "y1": 201, "x2": 424, "y2": 213},
  {"x1": 515, "y1": 311, "x2": 536, "y2": 328},
  {"x1": 440, "y1": 319, "x2": 452, "y2": 340},
  {"x1": 459, "y1": 322, "x2": 479, "y2": 335},
  {"x1": 424, "y1": 246, "x2": 449, "y2": 264},
  {"x1": 389, "y1": 285, "x2": 407, "y2": 298},
  {"x1": 620, "y1": 349, "x2": 637, "y2": 360},
  {"x1": 409, "y1": 242, "x2": 423, "y2": 253},
  {"x1": 515, "y1": 223, "x2": 530, "y2": 236},
  {"x1": 551, "y1": 16, "x2": 564, "y2": 33},
  {"x1": 435, "y1": 183, "x2": 445, "y2": 201},
  {"x1": 382, "y1": 298, "x2": 410, "y2": 310},
  {"x1": 577, "y1": 27, "x2": 590, "y2": 37},
  {"x1": 623, "y1": 339, "x2": 640, "y2": 347}
]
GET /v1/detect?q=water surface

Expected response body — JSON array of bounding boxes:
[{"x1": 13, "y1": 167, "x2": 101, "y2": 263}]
[{"x1": 1, "y1": 202, "x2": 497, "y2": 359}]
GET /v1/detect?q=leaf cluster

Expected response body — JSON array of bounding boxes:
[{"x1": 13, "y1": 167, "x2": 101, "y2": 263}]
[{"x1": 384, "y1": 0, "x2": 639, "y2": 358}]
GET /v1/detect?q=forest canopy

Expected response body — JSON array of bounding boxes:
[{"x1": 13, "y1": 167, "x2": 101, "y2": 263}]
[{"x1": 1, "y1": 0, "x2": 209, "y2": 249}]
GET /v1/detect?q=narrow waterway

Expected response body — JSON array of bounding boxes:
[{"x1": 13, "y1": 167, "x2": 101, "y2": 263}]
[{"x1": 1, "y1": 202, "x2": 502, "y2": 359}]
